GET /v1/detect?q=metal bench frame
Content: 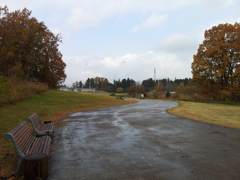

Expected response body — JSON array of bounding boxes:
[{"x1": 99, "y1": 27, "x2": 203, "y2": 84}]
[{"x1": 26, "y1": 113, "x2": 54, "y2": 136}]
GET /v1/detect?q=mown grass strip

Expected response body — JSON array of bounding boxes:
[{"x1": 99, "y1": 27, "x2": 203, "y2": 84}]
[
  {"x1": 168, "y1": 101, "x2": 240, "y2": 129},
  {"x1": 0, "y1": 90, "x2": 137, "y2": 178}
]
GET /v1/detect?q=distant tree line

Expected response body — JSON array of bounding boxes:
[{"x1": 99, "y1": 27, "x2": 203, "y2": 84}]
[
  {"x1": 72, "y1": 77, "x2": 109, "y2": 90},
  {"x1": 112, "y1": 78, "x2": 136, "y2": 92},
  {"x1": 71, "y1": 77, "x2": 191, "y2": 94},
  {"x1": 71, "y1": 77, "x2": 136, "y2": 92},
  {"x1": 142, "y1": 78, "x2": 190, "y2": 92}
]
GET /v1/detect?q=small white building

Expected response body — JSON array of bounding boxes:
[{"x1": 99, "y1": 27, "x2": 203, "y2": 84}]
[
  {"x1": 59, "y1": 87, "x2": 96, "y2": 92},
  {"x1": 80, "y1": 88, "x2": 96, "y2": 92},
  {"x1": 72, "y1": 88, "x2": 80, "y2": 92},
  {"x1": 59, "y1": 87, "x2": 71, "y2": 91}
]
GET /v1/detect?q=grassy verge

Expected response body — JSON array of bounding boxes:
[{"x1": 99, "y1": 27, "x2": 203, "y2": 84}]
[
  {"x1": 168, "y1": 101, "x2": 240, "y2": 129},
  {"x1": 0, "y1": 77, "x2": 48, "y2": 106},
  {"x1": 0, "y1": 90, "x2": 137, "y2": 178}
]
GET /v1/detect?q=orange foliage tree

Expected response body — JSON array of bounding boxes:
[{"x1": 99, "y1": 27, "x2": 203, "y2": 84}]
[
  {"x1": 93, "y1": 76, "x2": 109, "y2": 89},
  {"x1": 192, "y1": 23, "x2": 240, "y2": 101},
  {"x1": 0, "y1": 6, "x2": 66, "y2": 88},
  {"x1": 127, "y1": 84, "x2": 146, "y2": 98}
]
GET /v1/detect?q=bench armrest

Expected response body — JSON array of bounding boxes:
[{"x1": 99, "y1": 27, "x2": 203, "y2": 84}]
[
  {"x1": 36, "y1": 130, "x2": 53, "y2": 136},
  {"x1": 4, "y1": 133, "x2": 25, "y2": 160},
  {"x1": 26, "y1": 117, "x2": 41, "y2": 135},
  {"x1": 26, "y1": 116, "x2": 53, "y2": 137}
]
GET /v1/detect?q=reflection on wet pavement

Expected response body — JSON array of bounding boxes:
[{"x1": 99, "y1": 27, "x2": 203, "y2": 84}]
[{"x1": 49, "y1": 100, "x2": 240, "y2": 180}]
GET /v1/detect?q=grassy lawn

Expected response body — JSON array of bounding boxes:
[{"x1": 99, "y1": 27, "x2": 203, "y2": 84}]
[
  {"x1": 0, "y1": 90, "x2": 137, "y2": 178},
  {"x1": 168, "y1": 101, "x2": 240, "y2": 129}
]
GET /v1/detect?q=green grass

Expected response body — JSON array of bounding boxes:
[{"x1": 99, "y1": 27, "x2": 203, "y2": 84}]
[
  {"x1": 0, "y1": 90, "x2": 137, "y2": 178},
  {"x1": 115, "y1": 93, "x2": 126, "y2": 96},
  {"x1": 168, "y1": 101, "x2": 240, "y2": 129}
]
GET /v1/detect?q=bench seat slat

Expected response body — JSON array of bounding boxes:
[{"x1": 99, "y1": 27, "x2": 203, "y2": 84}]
[
  {"x1": 40, "y1": 124, "x2": 54, "y2": 131},
  {"x1": 22, "y1": 136, "x2": 36, "y2": 155},
  {"x1": 28, "y1": 136, "x2": 43, "y2": 154},
  {"x1": 16, "y1": 126, "x2": 32, "y2": 149},
  {"x1": 41, "y1": 136, "x2": 51, "y2": 154},
  {"x1": 29, "y1": 136, "x2": 51, "y2": 155},
  {"x1": 32, "y1": 137, "x2": 44, "y2": 154}
]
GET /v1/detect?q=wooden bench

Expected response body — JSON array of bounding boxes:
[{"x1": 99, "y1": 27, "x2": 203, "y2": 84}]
[
  {"x1": 26, "y1": 113, "x2": 54, "y2": 137},
  {"x1": 116, "y1": 96, "x2": 124, "y2": 100},
  {"x1": 4, "y1": 121, "x2": 51, "y2": 173}
]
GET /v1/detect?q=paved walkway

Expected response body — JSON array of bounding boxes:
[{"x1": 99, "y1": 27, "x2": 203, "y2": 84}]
[{"x1": 49, "y1": 100, "x2": 240, "y2": 180}]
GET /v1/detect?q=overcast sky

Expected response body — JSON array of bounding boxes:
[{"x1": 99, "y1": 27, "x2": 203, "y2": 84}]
[{"x1": 1, "y1": 0, "x2": 240, "y2": 86}]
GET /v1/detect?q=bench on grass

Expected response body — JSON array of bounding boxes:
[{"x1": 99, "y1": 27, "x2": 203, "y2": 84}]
[
  {"x1": 26, "y1": 113, "x2": 54, "y2": 137},
  {"x1": 4, "y1": 121, "x2": 51, "y2": 174},
  {"x1": 116, "y1": 96, "x2": 124, "y2": 100}
]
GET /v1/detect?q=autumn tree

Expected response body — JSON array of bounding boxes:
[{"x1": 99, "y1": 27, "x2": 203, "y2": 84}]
[
  {"x1": 152, "y1": 83, "x2": 163, "y2": 98},
  {"x1": 127, "y1": 84, "x2": 137, "y2": 98},
  {"x1": 93, "y1": 76, "x2": 109, "y2": 89},
  {"x1": 0, "y1": 6, "x2": 66, "y2": 88},
  {"x1": 155, "y1": 83, "x2": 163, "y2": 93},
  {"x1": 176, "y1": 83, "x2": 185, "y2": 96},
  {"x1": 192, "y1": 23, "x2": 240, "y2": 101},
  {"x1": 75, "y1": 81, "x2": 79, "y2": 88},
  {"x1": 128, "y1": 84, "x2": 146, "y2": 98},
  {"x1": 116, "y1": 87, "x2": 123, "y2": 93},
  {"x1": 175, "y1": 83, "x2": 198, "y2": 99},
  {"x1": 72, "y1": 82, "x2": 76, "y2": 88}
]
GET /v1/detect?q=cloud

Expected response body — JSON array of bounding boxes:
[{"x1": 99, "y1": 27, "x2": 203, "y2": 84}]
[
  {"x1": 65, "y1": 7, "x2": 100, "y2": 30},
  {"x1": 2, "y1": 0, "x2": 194, "y2": 32},
  {"x1": 155, "y1": 34, "x2": 199, "y2": 54},
  {"x1": 201, "y1": 0, "x2": 236, "y2": 10},
  {"x1": 64, "y1": 51, "x2": 192, "y2": 86},
  {"x1": 5, "y1": 0, "x2": 235, "y2": 34},
  {"x1": 2, "y1": 0, "x2": 238, "y2": 87},
  {"x1": 133, "y1": 14, "x2": 168, "y2": 33}
]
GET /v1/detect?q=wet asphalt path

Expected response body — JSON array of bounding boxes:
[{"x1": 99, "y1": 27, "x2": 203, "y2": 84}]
[{"x1": 49, "y1": 100, "x2": 240, "y2": 180}]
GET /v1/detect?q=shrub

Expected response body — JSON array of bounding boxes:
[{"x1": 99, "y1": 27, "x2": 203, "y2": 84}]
[
  {"x1": 0, "y1": 76, "x2": 10, "y2": 103},
  {"x1": 116, "y1": 87, "x2": 123, "y2": 93},
  {"x1": 0, "y1": 77, "x2": 48, "y2": 106},
  {"x1": 166, "y1": 91, "x2": 171, "y2": 98}
]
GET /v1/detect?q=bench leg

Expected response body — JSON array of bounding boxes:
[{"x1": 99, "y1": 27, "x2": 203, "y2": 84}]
[
  {"x1": 16, "y1": 158, "x2": 23, "y2": 175},
  {"x1": 24, "y1": 153, "x2": 48, "y2": 180}
]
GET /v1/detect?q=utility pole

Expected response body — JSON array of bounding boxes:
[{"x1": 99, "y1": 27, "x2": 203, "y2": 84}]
[{"x1": 154, "y1": 67, "x2": 156, "y2": 86}]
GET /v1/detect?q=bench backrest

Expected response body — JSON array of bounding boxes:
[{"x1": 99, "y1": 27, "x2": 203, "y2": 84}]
[
  {"x1": 28, "y1": 113, "x2": 43, "y2": 130},
  {"x1": 4, "y1": 121, "x2": 35, "y2": 158}
]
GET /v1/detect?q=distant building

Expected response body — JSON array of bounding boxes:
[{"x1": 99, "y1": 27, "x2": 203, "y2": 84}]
[
  {"x1": 80, "y1": 88, "x2": 96, "y2": 92},
  {"x1": 59, "y1": 87, "x2": 71, "y2": 91},
  {"x1": 59, "y1": 87, "x2": 96, "y2": 92}
]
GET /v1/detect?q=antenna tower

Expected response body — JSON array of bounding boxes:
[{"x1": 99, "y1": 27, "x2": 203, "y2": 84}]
[{"x1": 154, "y1": 67, "x2": 156, "y2": 85}]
